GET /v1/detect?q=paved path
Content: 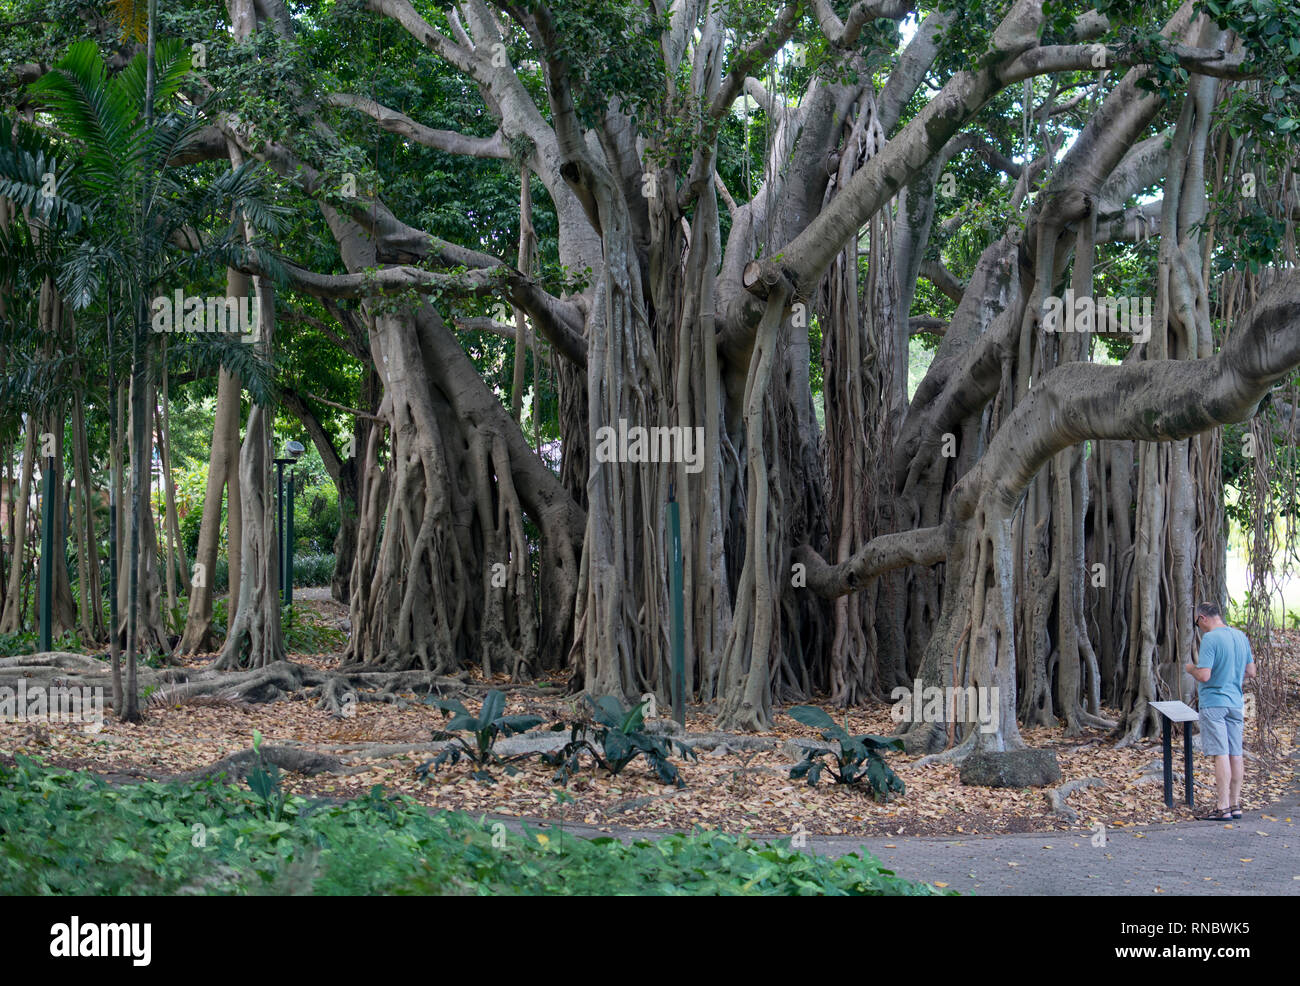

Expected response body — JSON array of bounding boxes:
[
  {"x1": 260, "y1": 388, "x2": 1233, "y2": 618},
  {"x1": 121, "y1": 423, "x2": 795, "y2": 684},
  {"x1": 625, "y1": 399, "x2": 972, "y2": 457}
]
[{"x1": 492, "y1": 771, "x2": 1300, "y2": 896}]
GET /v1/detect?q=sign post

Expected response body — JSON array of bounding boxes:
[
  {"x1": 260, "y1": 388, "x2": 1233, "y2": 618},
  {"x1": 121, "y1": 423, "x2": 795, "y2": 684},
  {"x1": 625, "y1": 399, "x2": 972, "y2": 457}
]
[{"x1": 1150, "y1": 700, "x2": 1198, "y2": 809}]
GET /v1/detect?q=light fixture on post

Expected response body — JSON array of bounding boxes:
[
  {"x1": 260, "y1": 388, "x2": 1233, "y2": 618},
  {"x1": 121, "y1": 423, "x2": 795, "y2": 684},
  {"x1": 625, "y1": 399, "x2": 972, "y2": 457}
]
[{"x1": 273, "y1": 441, "x2": 306, "y2": 606}]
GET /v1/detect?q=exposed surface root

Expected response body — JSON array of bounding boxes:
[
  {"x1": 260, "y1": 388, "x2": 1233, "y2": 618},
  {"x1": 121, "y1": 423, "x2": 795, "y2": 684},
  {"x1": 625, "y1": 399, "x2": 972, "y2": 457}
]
[
  {"x1": 178, "y1": 745, "x2": 362, "y2": 782},
  {"x1": 913, "y1": 732, "x2": 977, "y2": 769},
  {"x1": 1045, "y1": 776, "x2": 1107, "y2": 823}
]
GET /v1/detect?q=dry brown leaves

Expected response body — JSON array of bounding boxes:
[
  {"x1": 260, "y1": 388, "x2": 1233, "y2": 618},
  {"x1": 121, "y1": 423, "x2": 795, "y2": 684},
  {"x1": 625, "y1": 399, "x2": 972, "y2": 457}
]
[{"x1": 3, "y1": 614, "x2": 1296, "y2": 841}]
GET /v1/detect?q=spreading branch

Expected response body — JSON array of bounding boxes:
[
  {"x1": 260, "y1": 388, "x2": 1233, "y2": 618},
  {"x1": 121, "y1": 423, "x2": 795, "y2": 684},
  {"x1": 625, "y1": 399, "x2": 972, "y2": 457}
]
[
  {"x1": 811, "y1": 0, "x2": 914, "y2": 48},
  {"x1": 327, "y1": 93, "x2": 510, "y2": 159}
]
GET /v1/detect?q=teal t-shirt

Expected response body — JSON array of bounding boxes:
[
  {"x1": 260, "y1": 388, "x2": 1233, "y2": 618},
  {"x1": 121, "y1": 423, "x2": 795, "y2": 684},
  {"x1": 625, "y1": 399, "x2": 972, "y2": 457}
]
[{"x1": 1197, "y1": 627, "x2": 1253, "y2": 708}]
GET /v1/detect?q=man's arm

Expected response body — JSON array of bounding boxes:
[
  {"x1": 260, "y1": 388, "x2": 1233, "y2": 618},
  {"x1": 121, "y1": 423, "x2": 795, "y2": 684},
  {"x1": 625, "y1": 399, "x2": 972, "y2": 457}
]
[
  {"x1": 1244, "y1": 660, "x2": 1256, "y2": 680},
  {"x1": 1186, "y1": 633, "x2": 1216, "y2": 683}
]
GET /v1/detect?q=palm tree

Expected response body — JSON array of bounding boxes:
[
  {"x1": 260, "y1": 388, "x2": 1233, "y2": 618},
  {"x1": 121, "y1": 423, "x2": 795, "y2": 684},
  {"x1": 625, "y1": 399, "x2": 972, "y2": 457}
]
[{"x1": 0, "y1": 37, "x2": 280, "y2": 719}]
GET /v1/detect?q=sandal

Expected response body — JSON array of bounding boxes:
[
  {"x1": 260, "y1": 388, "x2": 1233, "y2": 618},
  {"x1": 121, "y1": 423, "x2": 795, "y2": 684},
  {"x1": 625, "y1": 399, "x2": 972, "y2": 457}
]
[
  {"x1": 1195, "y1": 807, "x2": 1233, "y2": 821},
  {"x1": 1229, "y1": 804, "x2": 1243, "y2": 819}
]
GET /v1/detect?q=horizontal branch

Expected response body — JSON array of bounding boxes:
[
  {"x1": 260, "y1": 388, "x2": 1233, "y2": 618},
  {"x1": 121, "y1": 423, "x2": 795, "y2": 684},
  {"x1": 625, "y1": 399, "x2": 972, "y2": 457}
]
[
  {"x1": 794, "y1": 527, "x2": 948, "y2": 596},
  {"x1": 264, "y1": 259, "x2": 587, "y2": 367},
  {"x1": 921, "y1": 259, "x2": 966, "y2": 303},
  {"x1": 812, "y1": 0, "x2": 914, "y2": 48},
  {"x1": 909, "y1": 315, "x2": 948, "y2": 336},
  {"x1": 1001, "y1": 41, "x2": 1254, "y2": 84},
  {"x1": 326, "y1": 93, "x2": 510, "y2": 159},
  {"x1": 978, "y1": 271, "x2": 1300, "y2": 513},
  {"x1": 165, "y1": 125, "x2": 229, "y2": 166}
]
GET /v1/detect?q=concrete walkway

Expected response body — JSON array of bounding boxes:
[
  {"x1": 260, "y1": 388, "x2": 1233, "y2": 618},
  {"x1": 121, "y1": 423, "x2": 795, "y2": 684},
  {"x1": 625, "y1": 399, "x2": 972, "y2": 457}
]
[{"x1": 492, "y1": 774, "x2": 1300, "y2": 896}]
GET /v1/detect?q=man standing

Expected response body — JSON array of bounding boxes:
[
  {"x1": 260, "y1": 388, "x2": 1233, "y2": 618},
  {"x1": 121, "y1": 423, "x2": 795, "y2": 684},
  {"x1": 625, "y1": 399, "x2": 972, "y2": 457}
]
[{"x1": 1185, "y1": 603, "x2": 1256, "y2": 821}]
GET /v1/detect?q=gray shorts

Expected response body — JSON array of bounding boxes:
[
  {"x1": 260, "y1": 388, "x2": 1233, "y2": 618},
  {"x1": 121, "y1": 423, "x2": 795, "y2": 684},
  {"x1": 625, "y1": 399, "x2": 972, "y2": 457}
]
[{"x1": 1199, "y1": 706, "x2": 1243, "y2": 756}]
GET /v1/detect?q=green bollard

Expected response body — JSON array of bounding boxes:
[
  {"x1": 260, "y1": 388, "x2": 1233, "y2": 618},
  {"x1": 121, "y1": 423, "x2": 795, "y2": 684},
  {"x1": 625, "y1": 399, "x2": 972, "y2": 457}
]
[
  {"x1": 668, "y1": 484, "x2": 685, "y2": 729},
  {"x1": 39, "y1": 454, "x2": 56, "y2": 652}
]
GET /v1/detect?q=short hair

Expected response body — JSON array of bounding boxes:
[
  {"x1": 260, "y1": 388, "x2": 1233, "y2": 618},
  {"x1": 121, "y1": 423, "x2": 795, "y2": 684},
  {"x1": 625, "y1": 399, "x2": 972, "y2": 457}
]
[{"x1": 1195, "y1": 602, "x2": 1222, "y2": 621}]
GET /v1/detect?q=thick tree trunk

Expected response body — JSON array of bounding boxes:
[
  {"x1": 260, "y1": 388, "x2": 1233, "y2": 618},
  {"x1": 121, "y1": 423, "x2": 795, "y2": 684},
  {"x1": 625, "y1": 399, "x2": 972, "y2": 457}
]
[
  {"x1": 216, "y1": 277, "x2": 283, "y2": 669},
  {"x1": 177, "y1": 362, "x2": 242, "y2": 653}
]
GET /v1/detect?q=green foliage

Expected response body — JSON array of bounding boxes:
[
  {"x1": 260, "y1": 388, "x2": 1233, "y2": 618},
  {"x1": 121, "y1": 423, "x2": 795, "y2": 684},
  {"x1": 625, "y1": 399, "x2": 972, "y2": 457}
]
[
  {"x1": 1199, "y1": 1, "x2": 1300, "y2": 129},
  {"x1": 280, "y1": 606, "x2": 345, "y2": 655},
  {"x1": 786, "y1": 705, "x2": 906, "y2": 801},
  {"x1": 543, "y1": 695, "x2": 697, "y2": 788},
  {"x1": 14, "y1": 38, "x2": 282, "y2": 403},
  {"x1": 0, "y1": 629, "x2": 40, "y2": 657},
  {"x1": 416, "y1": 689, "x2": 545, "y2": 783},
  {"x1": 290, "y1": 553, "x2": 337, "y2": 588},
  {"x1": 246, "y1": 729, "x2": 286, "y2": 822},
  {"x1": 541, "y1": 0, "x2": 669, "y2": 131},
  {"x1": 209, "y1": 597, "x2": 230, "y2": 639},
  {"x1": 1212, "y1": 207, "x2": 1286, "y2": 276},
  {"x1": 0, "y1": 118, "x2": 85, "y2": 238},
  {"x1": 0, "y1": 757, "x2": 948, "y2": 895},
  {"x1": 292, "y1": 474, "x2": 342, "y2": 554}
]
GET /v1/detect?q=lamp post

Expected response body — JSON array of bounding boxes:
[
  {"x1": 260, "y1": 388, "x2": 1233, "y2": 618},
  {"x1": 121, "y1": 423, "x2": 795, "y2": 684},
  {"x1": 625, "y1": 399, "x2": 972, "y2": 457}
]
[{"x1": 273, "y1": 441, "x2": 305, "y2": 605}]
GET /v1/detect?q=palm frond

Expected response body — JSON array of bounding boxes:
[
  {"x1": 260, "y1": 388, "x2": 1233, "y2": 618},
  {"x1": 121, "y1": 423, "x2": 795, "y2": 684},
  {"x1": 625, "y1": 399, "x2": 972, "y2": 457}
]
[
  {"x1": 107, "y1": 0, "x2": 149, "y2": 44},
  {"x1": 116, "y1": 39, "x2": 192, "y2": 110},
  {"x1": 0, "y1": 117, "x2": 87, "y2": 234},
  {"x1": 170, "y1": 330, "x2": 277, "y2": 407},
  {"x1": 28, "y1": 41, "x2": 144, "y2": 198}
]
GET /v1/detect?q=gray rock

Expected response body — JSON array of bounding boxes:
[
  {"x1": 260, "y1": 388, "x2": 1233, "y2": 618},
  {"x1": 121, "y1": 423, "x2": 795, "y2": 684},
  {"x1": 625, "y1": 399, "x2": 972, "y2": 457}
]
[{"x1": 959, "y1": 749, "x2": 1061, "y2": 788}]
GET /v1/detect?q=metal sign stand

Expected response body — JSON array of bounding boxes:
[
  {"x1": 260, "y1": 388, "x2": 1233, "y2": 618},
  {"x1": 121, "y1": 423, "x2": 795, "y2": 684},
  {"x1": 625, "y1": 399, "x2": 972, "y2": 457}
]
[{"x1": 1150, "y1": 700, "x2": 1198, "y2": 809}]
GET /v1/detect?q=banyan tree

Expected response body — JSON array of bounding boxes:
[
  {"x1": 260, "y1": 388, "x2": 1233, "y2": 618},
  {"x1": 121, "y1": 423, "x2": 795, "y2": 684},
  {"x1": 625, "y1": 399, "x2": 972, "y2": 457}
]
[{"x1": 4, "y1": 0, "x2": 1299, "y2": 758}]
